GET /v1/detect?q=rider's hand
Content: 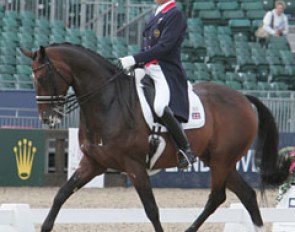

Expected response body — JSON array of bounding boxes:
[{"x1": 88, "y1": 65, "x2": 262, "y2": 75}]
[{"x1": 119, "y1": 56, "x2": 136, "y2": 71}]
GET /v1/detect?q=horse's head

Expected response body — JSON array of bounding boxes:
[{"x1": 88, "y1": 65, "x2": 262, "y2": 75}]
[{"x1": 21, "y1": 46, "x2": 72, "y2": 128}]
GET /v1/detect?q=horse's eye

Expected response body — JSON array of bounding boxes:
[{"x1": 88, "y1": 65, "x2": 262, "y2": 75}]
[{"x1": 38, "y1": 76, "x2": 47, "y2": 84}]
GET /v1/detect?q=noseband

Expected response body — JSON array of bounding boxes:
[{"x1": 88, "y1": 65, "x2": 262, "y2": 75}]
[{"x1": 33, "y1": 55, "x2": 72, "y2": 106}]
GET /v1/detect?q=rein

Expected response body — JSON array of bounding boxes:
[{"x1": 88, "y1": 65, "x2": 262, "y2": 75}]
[
  {"x1": 33, "y1": 57, "x2": 125, "y2": 114},
  {"x1": 65, "y1": 69, "x2": 125, "y2": 114}
]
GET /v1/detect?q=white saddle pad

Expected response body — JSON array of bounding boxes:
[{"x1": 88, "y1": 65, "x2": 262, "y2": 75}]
[{"x1": 135, "y1": 76, "x2": 205, "y2": 132}]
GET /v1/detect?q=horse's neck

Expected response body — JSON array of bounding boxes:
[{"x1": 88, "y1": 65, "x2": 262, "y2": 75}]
[
  {"x1": 77, "y1": 74, "x2": 140, "y2": 139},
  {"x1": 61, "y1": 47, "x2": 141, "y2": 140}
]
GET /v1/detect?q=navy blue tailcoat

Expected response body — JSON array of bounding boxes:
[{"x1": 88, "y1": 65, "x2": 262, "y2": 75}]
[{"x1": 133, "y1": 2, "x2": 189, "y2": 122}]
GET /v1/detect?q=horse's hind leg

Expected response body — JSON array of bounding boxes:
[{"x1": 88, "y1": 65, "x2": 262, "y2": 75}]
[
  {"x1": 41, "y1": 156, "x2": 106, "y2": 232},
  {"x1": 127, "y1": 163, "x2": 163, "y2": 232},
  {"x1": 186, "y1": 165, "x2": 228, "y2": 232},
  {"x1": 226, "y1": 170, "x2": 264, "y2": 230}
]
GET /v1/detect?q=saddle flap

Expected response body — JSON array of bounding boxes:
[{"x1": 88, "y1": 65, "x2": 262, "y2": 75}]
[{"x1": 135, "y1": 72, "x2": 205, "y2": 132}]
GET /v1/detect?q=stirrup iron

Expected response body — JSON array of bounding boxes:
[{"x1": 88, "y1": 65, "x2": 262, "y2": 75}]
[{"x1": 177, "y1": 149, "x2": 195, "y2": 169}]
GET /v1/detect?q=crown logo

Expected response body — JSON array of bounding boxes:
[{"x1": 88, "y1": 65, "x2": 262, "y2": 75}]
[{"x1": 13, "y1": 138, "x2": 37, "y2": 180}]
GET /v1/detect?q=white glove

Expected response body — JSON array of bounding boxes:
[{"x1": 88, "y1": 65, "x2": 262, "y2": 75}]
[{"x1": 119, "y1": 56, "x2": 136, "y2": 71}]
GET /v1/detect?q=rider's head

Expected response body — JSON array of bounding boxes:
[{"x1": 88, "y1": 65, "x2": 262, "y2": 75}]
[{"x1": 154, "y1": 0, "x2": 171, "y2": 5}]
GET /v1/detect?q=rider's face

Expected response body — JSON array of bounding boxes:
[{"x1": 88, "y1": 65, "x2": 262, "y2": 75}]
[{"x1": 154, "y1": 0, "x2": 170, "y2": 5}]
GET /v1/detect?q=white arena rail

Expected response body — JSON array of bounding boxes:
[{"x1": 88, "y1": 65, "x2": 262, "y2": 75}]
[
  {"x1": 0, "y1": 204, "x2": 35, "y2": 232},
  {"x1": 1, "y1": 203, "x2": 295, "y2": 232}
]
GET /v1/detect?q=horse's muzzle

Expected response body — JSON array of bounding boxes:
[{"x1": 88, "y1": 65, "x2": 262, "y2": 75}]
[{"x1": 41, "y1": 109, "x2": 63, "y2": 128}]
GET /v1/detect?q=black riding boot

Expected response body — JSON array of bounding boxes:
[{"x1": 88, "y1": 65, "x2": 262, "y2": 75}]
[{"x1": 161, "y1": 106, "x2": 195, "y2": 169}]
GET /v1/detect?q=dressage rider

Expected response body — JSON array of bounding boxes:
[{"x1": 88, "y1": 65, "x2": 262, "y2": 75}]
[{"x1": 119, "y1": 0, "x2": 195, "y2": 169}]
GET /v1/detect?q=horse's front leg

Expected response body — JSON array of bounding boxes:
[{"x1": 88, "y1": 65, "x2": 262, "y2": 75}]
[
  {"x1": 41, "y1": 156, "x2": 106, "y2": 232},
  {"x1": 127, "y1": 162, "x2": 164, "y2": 232}
]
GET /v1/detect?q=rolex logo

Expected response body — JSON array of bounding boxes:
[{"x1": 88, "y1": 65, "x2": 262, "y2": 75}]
[{"x1": 13, "y1": 139, "x2": 37, "y2": 180}]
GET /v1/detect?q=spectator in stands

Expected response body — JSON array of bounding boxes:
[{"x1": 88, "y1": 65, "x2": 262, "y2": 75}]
[
  {"x1": 263, "y1": 0, "x2": 289, "y2": 36},
  {"x1": 118, "y1": 0, "x2": 195, "y2": 169}
]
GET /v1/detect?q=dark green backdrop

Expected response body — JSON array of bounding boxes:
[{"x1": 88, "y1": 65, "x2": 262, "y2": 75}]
[{"x1": 0, "y1": 129, "x2": 45, "y2": 186}]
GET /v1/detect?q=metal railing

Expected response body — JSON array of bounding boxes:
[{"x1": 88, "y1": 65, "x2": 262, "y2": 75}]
[
  {"x1": 2, "y1": 0, "x2": 154, "y2": 43},
  {"x1": 0, "y1": 105, "x2": 79, "y2": 129},
  {"x1": 0, "y1": 93, "x2": 294, "y2": 132},
  {"x1": 263, "y1": 97, "x2": 295, "y2": 133},
  {"x1": 242, "y1": 91, "x2": 295, "y2": 132},
  {"x1": 0, "y1": 107, "x2": 41, "y2": 128}
]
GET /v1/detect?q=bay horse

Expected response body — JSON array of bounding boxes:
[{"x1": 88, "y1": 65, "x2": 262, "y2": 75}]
[{"x1": 21, "y1": 43, "x2": 290, "y2": 232}]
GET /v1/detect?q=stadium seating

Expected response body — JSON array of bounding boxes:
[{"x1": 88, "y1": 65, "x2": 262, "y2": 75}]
[
  {"x1": 199, "y1": 10, "x2": 223, "y2": 25},
  {"x1": 0, "y1": 1, "x2": 293, "y2": 95},
  {"x1": 0, "y1": 74, "x2": 16, "y2": 89},
  {"x1": 226, "y1": 80, "x2": 242, "y2": 90},
  {"x1": 0, "y1": 8, "x2": 138, "y2": 90},
  {"x1": 192, "y1": 2, "x2": 216, "y2": 17},
  {"x1": 262, "y1": 0, "x2": 275, "y2": 10},
  {"x1": 182, "y1": 0, "x2": 294, "y2": 93}
]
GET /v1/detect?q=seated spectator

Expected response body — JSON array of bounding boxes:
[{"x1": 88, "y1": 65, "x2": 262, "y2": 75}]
[{"x1": 263, "y1": 0, "x2": 289, "y2": 36}]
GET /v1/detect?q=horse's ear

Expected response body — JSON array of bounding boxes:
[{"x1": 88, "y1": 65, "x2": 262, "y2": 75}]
[
  {"x1": 40, "y1": 46, "x2": 46, "y2": 58},
  {"x1": 20, "y1": 48, "x2": 33, "y2": 60}
]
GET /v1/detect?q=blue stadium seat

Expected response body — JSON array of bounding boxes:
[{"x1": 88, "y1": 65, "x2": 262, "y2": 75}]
[{"x1": 0, "y1": 65, "x2": 16, "y2": 74}]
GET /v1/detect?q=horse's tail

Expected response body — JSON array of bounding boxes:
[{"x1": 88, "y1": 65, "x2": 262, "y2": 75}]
[{"x1": 245, "y1": 95, "x2": 290, "y2": 186}]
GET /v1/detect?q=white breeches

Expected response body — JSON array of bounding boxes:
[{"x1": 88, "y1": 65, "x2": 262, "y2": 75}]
[{"x1": 145, "y1": 64, "x2": 170, "y2": 117}]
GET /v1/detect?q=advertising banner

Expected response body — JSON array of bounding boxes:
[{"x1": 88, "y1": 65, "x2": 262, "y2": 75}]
[
  {"x1": 0, "y1": 129, "x2": 45, "y2": 186},
  {"x1": 68, "y1": 128, "x2": 104, "y2": 188},
  {"x1": 148, "y1": 133, "x2": 295, "y2": 188}
]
